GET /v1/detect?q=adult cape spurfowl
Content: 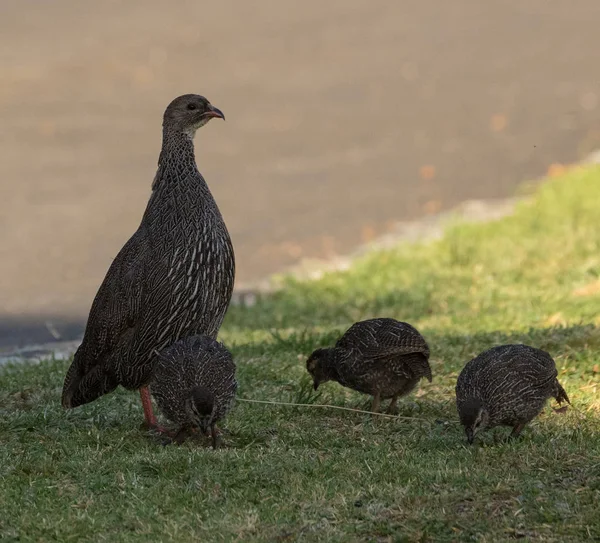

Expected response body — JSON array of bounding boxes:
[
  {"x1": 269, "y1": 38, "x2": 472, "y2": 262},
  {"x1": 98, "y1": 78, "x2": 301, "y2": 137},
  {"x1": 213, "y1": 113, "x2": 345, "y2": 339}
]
[{"x1": 62, "y1": 94, "x2": 235, "y2": 432}]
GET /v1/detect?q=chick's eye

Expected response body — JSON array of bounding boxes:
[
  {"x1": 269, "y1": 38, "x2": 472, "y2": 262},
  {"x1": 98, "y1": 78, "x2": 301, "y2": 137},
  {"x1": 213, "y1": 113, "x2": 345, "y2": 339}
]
[{"x1": 187, "y1": 103, "x2": 197, "y2": 111}]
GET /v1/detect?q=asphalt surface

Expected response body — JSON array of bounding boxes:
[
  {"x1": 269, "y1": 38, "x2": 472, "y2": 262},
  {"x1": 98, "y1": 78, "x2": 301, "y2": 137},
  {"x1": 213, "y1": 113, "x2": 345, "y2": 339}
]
[{"x1": 1, "y1": 0, "x2": 600, "y2": 350}]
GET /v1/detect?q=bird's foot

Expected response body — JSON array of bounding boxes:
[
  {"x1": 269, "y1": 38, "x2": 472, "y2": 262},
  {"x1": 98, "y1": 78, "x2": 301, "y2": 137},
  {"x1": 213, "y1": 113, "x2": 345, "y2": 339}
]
[
  {"x1": 153, "y1": 425, "x2": 222, "y2": 448},
  {"x1": 553, "y1": 405, "x2": 569, "y2": 414},
  {"x1": 151, "y1": 425, "x2": 174, "y2": 437},
  {"x1": 156, "y1": 426, "x2": 197, "y2": 446},
  {"x1": 140, "y1": 420, "x2": 174, "y2": 436}
]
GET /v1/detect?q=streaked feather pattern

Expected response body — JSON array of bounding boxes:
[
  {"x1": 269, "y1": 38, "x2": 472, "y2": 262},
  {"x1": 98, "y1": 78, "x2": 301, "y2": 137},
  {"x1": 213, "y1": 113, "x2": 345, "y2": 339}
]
[
  {"x1": 308, "y1": 318, "x2": 432, "y2": 402},
  {"x1": 62, "y1": 95, "x2": 235, "y2": 409},
  {"x1": 150, "y1": 335, "x2": 237, "y2": 427},
  {"x1": 456, "y1": 344, "x2": 570, "y2": 435}
]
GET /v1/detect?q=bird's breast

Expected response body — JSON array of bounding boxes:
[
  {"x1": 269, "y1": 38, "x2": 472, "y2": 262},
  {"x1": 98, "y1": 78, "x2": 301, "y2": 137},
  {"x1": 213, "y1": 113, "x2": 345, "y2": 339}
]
[{"x1": 138, "y1": 218, "x2": 234, "y2": 352}]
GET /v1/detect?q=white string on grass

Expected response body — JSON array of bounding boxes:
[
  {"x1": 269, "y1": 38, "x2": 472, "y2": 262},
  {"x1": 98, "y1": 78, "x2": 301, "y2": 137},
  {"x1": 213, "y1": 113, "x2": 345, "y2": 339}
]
[
  {"x1": 236, "y1": 397, "x2": 439, "y2": 423},
  {"x1": 237, "y1": 398, "x2": 576, "y2": 424}
]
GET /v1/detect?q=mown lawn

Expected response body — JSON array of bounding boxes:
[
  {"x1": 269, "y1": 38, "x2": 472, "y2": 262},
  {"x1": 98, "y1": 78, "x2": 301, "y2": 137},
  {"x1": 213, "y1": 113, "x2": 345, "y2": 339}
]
[{"x1": 1, "y1": 166, "x2": 600, "y2": 542}]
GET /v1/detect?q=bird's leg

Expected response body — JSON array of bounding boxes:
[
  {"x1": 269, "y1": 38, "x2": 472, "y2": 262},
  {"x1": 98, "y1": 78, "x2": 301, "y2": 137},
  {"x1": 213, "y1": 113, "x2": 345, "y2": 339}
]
[
  {"x1": 139, "y1": 387, "x2": 171, "y2": 435},
  {"x1": 210, "y1": 423, "x2": 221, "y2": 449},
  {"x1": 386, "y1": 395, "x2": 399, "y2": 415},
  {"x1": 140, "y1": 386, "x2": 158, "y2": 427},
  {"x1": 371, "y1": 393, "x2": 381, "y2": 413},
  {"x1": 510, "y1": 422, "x2": 526, "y2": 439}
]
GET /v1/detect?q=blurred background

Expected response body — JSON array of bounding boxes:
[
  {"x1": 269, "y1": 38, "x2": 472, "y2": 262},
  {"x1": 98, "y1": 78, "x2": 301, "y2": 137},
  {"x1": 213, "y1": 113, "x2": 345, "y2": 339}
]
[{"x1": 1, "y1": 0, "x2": 600, "y2": 349}]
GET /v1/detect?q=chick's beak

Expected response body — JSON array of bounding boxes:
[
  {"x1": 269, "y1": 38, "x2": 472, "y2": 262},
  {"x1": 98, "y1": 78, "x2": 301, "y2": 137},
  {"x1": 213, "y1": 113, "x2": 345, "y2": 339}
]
[
  {"x1": 466, "y1": 428, "x2": 474, "y2": 445},
  {"x1": 204, "y1": 105, "x2": 225, "y2": 120},
  {"x1": 313, "y1": 380, "x2": 319, "y2": 391},
  {"x1": 198, "y1": 423, "x2": 209, "y2": 436}
]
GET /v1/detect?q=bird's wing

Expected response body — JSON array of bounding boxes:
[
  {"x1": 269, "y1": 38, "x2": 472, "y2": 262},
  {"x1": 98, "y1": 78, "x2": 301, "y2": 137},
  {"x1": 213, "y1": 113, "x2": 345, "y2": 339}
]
[
  {"x1": 502, "y1": 345, "x2": 558, "y2": 381},
  {"x1": 337, "y1": 320, "x2": 430, "y2": 360},
  {"x1": 385, "y1": 352, "x2": 433, "y2": 382},
  {"x1": 61, "y1": 229, "x2": 149, "y2": 407}
]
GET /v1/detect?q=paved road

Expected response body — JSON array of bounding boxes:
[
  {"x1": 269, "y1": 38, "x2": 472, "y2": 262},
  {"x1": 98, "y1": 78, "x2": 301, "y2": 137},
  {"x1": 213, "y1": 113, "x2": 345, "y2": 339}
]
[{"x1": 1, "y1": 0, "x2": 600, "y2": 349}]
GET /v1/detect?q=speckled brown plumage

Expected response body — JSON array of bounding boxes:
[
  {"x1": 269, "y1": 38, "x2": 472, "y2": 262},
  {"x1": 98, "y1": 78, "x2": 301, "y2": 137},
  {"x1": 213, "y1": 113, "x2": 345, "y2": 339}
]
[
  {"x1": 150, "y1": 335, "x2": 237, "y2": 447},
  {"x1": 455, "y1": 344, "x2": 570, "y2": 443},
  {"x1": 61, "y1": 95, "x2": 235, "y2": 426},
  {"x1": 306, "y1": 318, "x2": 432, "y2": 413}
]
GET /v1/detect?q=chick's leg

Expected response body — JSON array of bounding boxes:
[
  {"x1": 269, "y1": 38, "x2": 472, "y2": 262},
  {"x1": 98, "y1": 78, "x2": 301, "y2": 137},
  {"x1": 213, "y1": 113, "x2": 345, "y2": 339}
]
[
  {"x1": 387, "y1": 395, "x2": 399, "y2": 415},
  {"x1": 210, "y1": 423, "x2": 221, "y2": 449},
  {"x1": 371, "y1": 392, "x2": 381, "y2": 413}
]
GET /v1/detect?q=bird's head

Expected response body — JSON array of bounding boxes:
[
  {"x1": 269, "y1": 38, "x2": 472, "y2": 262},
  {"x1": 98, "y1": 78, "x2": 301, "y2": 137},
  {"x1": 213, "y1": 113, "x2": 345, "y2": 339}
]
[
  {"x1": 306, "y1": 348, "x2": 337, "y2": 390},
  {"x1": 163, "y1": 94, "x2": 225, "y2": 137},
  {"x1": 184, "y1": 386, "x2": 216, "y2": 435},
  {"x1": 458, "y1": 397, "x2": 489, "y2": 444}
]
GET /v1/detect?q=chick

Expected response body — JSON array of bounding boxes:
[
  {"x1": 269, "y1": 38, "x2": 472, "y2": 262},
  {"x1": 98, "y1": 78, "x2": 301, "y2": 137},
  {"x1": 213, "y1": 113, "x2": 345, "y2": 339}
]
[
  {"x1": 456, "y1": 344, "x2": 569, "y2": 444},
  {"x1": 150, "y1": 335, "x2": 237, "y2": 447},
  {"x1": 306, "y1": 318, "x2": 431, "y2": 413}
]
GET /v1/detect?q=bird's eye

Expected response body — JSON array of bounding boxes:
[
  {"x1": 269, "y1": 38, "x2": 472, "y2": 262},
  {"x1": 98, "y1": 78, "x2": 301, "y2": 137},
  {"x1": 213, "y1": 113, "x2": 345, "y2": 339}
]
[{"x1": 187, "y1": 103, "x2": 197, "y2": 111}]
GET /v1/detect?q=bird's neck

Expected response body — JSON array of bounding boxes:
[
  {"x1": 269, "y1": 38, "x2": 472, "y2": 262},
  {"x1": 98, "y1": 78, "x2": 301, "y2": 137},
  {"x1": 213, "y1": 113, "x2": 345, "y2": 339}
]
[{"x1": 152, "y1": 129, "x2": 202, "y2": 191}]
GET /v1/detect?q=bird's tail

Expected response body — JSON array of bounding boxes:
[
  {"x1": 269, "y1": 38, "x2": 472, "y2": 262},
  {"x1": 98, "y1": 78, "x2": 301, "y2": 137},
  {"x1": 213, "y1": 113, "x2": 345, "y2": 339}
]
[
  {"x1": 408, "y1": 352, "x2": 433, "y2": 383},
  {"x1": 61, "y1": 348, "x2": 118, "y2": 408},
  {"x1": 61, "y1": 352, "x2": 82, "y2": 408},
  {"x1": 554, "y1": 380, "x2": 570, "y2": 405}
]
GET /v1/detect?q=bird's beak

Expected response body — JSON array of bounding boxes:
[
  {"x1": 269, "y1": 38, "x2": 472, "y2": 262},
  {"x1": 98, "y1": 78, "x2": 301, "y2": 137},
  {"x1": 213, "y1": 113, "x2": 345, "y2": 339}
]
[
  {"x1": 199, "y1": 423, "x2": 209, "y2": 436},
  {"x1": 313, "y1": 380, "x2": 319, "y2": 391},
  {"x1": 466, "y1": 428, "x2": 474, "y2": 445},
  {"x1": 204, "y1": 105, "x2": 225, "y2": 120}
]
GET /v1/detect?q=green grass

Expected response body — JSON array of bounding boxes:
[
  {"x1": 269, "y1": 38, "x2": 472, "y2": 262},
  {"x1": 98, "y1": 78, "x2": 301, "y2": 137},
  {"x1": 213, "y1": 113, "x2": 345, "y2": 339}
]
[{"x1": 2, "y1": 166, "x2": 600, "y2": 542}]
